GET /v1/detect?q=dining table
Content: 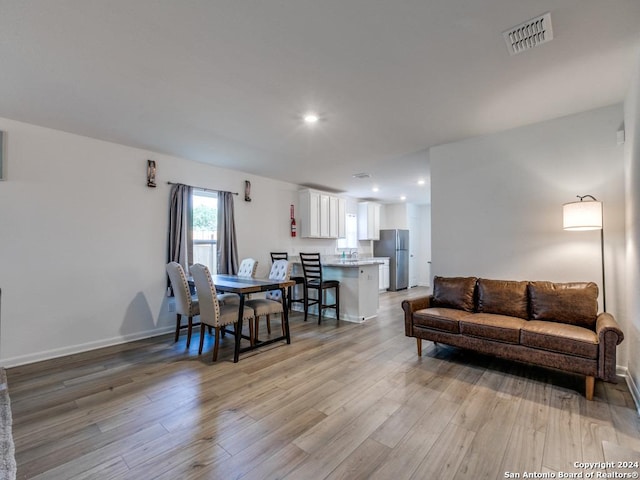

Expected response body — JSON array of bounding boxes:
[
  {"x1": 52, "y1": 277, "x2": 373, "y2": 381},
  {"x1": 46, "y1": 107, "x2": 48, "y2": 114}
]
[{"x1": 211, "y1": 274, "x2": 296, "y2": 362}]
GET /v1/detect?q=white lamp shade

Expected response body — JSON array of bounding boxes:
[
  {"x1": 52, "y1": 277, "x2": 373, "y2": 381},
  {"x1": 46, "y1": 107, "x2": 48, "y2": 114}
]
[{"x1": 563, "y1": 200, "x2": 603, "y2": 231}]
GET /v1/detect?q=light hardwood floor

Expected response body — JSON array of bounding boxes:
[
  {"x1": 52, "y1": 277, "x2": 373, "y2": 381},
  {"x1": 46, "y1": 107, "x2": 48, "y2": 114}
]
[{"x1": 7, "y1": 287, "x2": 640, "y2": 479}]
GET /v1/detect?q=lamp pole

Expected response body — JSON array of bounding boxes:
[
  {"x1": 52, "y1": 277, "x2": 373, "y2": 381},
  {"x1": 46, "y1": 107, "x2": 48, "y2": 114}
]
[{"x1": 599, "y1": 226, "x2": 606, "y2": 312}]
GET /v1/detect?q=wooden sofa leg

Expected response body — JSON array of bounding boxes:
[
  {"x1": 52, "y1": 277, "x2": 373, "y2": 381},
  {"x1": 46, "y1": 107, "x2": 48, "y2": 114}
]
[
  {"x1": 585, "y1": 376, "x2": 595, "y2": 400},
  {"x1": 416, "y1": 338, "x2": 422, "y2": 356}
]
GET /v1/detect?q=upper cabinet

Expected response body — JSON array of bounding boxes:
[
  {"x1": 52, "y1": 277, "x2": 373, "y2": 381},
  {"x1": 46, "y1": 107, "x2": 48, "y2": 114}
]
[
  {"x1": 299, "y1": 189, "x2": 346, "y2": 239},
  {"x1": 358, "y1": 201, "x2": 380, "y2": 240}
]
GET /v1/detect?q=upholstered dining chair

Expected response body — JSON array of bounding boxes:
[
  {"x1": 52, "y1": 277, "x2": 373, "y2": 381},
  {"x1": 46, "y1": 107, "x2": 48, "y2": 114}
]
[
  {"x1": 270, "y1": 252, "x2": 306, "y2": 313},
  {"x1": 190, "y1": 263, "x2": 255, "y2": 361},
  {"x1": 246, "y1": 259, "x2": 292, "y2": 344},
  {"x1": 238, "y1": 258, "x2": 258, "y2": 277},
  {"x1": 166, "y1": 262, "x2": 200, "y2": 348},
  {"x1": 299, "y1": 252, "x2": 340, "y2": 324},
  {"x1": 218, "y1": 258, "x2": 259, "y2": 305}
]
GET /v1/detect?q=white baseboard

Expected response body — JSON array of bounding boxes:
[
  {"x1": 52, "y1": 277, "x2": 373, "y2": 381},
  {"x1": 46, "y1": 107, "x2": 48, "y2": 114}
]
[
  {"x1": 619, "y1": 365, "x2": 640, "y2": 414},
  {"x1": 0, "y1": 326, "x2": 174, "y2": 368}
]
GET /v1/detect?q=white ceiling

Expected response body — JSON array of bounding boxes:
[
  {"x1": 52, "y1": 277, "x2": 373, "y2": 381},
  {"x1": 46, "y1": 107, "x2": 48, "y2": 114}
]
[{"x1": 1, "y1": 1, "x2": 639, "y2": 204}]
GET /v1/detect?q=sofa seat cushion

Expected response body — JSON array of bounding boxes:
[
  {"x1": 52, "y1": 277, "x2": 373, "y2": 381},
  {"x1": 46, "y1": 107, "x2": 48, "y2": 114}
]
[
  {"x1": 520, "y1": 320, "x2": 598, "y2": 359},
  {"x1": 459, "y1": 313, "x2": 526, "y2": 344},
  {"x1": 413, "y1": 308, "x2": 474, "y2": 333}
]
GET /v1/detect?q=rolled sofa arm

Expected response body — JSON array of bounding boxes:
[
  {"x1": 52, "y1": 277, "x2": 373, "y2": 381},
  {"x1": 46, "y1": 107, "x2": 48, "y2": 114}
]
[
  {"x1": 402, "y1": 296, "x2": 432, "y2": 337},
  {"x1": 596, "y1": 312, "x2": 624, "y2": 382}
]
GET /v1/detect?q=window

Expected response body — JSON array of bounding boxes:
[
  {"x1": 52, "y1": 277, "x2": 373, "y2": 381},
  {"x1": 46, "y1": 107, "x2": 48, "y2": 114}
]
[
  {"x1": 192, "y1": 189, "x2": 218, "y2": 273},
  {"x1": 337, "y1": 213, "x2": 358, "y2": 250}
]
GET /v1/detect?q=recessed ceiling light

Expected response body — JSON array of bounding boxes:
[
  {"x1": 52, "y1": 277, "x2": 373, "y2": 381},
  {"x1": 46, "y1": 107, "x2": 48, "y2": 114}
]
[
  {"x1": 303, "y1": 113, "x2": 320, "y2": 125},
  {"x1": 400, "y1": 196, "x2": 407, "y2": 201},
  {"x1": 372, "y1": 186, "x2": 379, "y2": 192},
  {"x1": 417, "y1": 179, "x2": 425, "y2": 186}
]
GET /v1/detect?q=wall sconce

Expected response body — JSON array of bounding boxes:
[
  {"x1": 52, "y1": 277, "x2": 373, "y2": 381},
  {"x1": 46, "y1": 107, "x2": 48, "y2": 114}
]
[
  {"x1": 147, "y1": 160, "x2": 157, "y2": 188},
  {"x1": 563, "y1": 194, "x2": 605, "y2": 311}
]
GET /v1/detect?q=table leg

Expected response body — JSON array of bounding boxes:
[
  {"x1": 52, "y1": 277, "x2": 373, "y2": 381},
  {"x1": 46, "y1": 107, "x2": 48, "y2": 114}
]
[
  {"x1": 234, "y1": 293, "x2": 245, "y2": 363},
  {"x1": 281, "y1": 287, "x2": 291, "y2": 344}
]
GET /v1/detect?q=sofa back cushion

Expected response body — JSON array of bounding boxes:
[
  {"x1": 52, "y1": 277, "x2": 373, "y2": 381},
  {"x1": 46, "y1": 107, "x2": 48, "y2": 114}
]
[
  {"x1": 432, "y1": 276, "x2": 477, "y2": 312},
  {"x1": 477, "y1": 279, "x2": 529, "y2": 319},
  {"x1": 528, "y1": 281, "x2": 599, "y2": 329}
]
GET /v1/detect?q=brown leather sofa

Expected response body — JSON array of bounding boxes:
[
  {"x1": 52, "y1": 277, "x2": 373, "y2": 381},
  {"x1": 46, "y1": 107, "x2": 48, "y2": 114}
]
[{"x1": 402, "y1": 276, "x2": 624, "y2": 399}]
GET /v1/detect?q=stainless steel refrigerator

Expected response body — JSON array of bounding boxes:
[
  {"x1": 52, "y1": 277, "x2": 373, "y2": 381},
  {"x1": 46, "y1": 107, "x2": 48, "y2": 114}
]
[{"x1": 374, "y1": 229, "x2": 409, "y2": 291}]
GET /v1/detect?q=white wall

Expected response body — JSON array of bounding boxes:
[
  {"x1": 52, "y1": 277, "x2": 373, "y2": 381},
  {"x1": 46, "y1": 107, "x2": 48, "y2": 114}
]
[
  {"x1": 0, "y1": 117, "x2": 336, "y2": 366},
  {"x1": 624, "y1": 48, "x2": 640, "y2": 403},
  {"x1": 430, "y1": 104, "x2": 627, "y2": 366}
]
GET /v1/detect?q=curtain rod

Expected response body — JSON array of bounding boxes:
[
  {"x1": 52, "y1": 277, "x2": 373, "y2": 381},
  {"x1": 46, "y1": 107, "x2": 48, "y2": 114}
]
[{"x1": 167, "y1": 181, "x2": 238, "y2": 195}]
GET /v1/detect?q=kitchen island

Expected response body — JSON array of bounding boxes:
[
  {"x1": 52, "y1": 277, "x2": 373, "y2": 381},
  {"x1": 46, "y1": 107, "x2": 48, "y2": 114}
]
[{"x1": 292, "y1": 258, "x2": 383, "y2": 323}]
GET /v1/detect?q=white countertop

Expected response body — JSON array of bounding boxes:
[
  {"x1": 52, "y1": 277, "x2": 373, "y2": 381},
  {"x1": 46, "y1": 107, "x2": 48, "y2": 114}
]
[
  {"x1": 323, "y1": 259, "x2": 384, "y2": 267},
  {"x1": 290, "y1": 255, "x2": 388, "y2": 268}
]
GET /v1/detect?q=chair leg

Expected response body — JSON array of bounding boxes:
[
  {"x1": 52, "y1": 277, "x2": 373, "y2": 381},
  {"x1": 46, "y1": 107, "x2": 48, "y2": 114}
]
[
  {"x1": 335, "y1": 285, "x2": 339, "y2": 322},
  {"x1": 186, "y1": 316, "x2": 193, "y2": 348},
  {"x1": 266, "y1": 314, "x2": 271, "y2": 334},
  {"x1": 253, "y1": 316, "x2": 260, "y2": 345},
  {"x1": 213, "y1": 326, "x2": 221, "y2": 362},
  {"x1": 174, "y1": 313, "x2": 182, "y2": 342},
  {"x1": 416, "y1": 338, "x2": 422, "y2": 356},
  {"x1": 304, "y1": 287, "x2": 309, "y2": 322},
  {"x1": 287, "y1": 285, "x2": 292, "y2": 312},
  {"x1": 281, "y1": 312, "x2": 286, "y2": 336},
  {"x1": 198, "y1": 323, "x2": 206, "y2": 354},
  {"x1": 249, "y1": 318, "x2": 254, "y2": 346}
]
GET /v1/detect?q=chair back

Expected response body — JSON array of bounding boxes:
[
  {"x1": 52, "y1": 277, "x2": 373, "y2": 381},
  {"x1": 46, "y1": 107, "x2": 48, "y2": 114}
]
[
  {"x1": 190, "y1": 263, "x2": 222, "y2": 327},
  {"x1": 238, "y1": 258, "x2": 258, "y2": 278},
  {"x1": 299, "y1": 252, "x2": 323, "y2": 286},
  {"x1": 166, "y1": 262, "x2": 194, "y2": 316},
  {"x1": 265, "y1": 259, "x2": 292, "y2": 301},
  {"x1": 270, "y1": 252, "x2": 288, "y2": 263}
]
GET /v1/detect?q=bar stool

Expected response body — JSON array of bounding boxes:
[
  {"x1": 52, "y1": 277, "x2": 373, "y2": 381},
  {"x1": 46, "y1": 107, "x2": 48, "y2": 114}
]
[
  {"x1": 299, "y1": 252, "x2": 340, "y2": 324},
  {"x1": 270, "y1": 252, "x2": 305, "y2": 313}
]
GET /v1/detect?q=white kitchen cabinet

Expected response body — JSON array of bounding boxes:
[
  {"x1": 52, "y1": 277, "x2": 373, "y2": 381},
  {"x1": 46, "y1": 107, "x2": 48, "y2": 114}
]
[
  {"x1": 320, "y1": 193, "x2": 330, "y2": 237},
  {"x1": 299, "y1": 189, "x2": 346, "y2": 239},
  {"x1": 328, "y1": 196, "x2": 346, "y2": 238},
  {"x1": 378, "y1": 258, "x2": 390, "y2": 291},
  {"x1": 328, "y1": 195, "x2": 338, "y2": 238},
  {"x1": 358, "y1": 201, "x2": 381, "y2": 240},
  {"x1": 337, "y1": 197, "x2": 346, "y2": 238},
  {"x1": 299, "y1": 189, "x2": 320, "y2": 237}
]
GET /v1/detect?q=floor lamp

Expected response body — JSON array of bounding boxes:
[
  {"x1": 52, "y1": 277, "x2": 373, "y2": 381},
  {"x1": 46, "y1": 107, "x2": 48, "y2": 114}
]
[{"x1": 562, "y1": 195, "x2": 606, "y2": 312}]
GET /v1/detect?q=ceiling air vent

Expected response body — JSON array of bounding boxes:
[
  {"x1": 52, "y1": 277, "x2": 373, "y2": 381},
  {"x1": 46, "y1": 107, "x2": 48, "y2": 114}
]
[{"x1": 503, "y1": 12, "x2": 553, "y2": 55}]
